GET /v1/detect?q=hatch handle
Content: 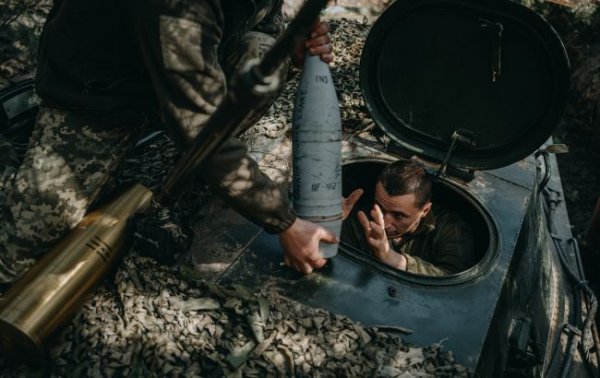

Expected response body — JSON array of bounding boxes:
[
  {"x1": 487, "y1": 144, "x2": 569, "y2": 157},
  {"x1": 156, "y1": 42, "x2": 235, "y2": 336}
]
[{"x1": 434, "y1": 130, "x2": 477, "y2": 180}]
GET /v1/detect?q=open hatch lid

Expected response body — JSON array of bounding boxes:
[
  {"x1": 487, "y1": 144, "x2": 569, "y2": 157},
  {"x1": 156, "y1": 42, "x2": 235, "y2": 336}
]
[{"x1": 360, "y1": 0, "x2": 570, "y2": 170}]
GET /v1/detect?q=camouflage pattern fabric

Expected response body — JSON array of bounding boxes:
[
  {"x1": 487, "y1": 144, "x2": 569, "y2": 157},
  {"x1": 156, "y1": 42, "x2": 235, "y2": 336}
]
[
  {"x1": 0, "y1": 133, "x2": 19, "y2": 204},
  {"x1": 129, "y1": 0, "x2": 296, "y2": 234},
  {"x1": 0, "y1": 2, "x2": 293, "y2": 284},
  {"x1": 0, "y1": 133, "x2": 19, "y2": 170},
  {"x1": 224, "y1": 31, "x2": 290, "y2": 136},
  {"x1": 0, "y1": 107, "x2": 140, "y2": 283}
]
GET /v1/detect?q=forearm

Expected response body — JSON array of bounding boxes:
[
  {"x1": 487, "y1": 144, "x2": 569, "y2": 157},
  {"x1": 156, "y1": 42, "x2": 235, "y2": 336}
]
[
  {"x1": 374, "y1": 247, "x2": 449, "y2": 276},
  {"x1": 200, "y1": 137, "x2": 297, "y2": 233},
  {"x1": 374, "y1": 249, "x2": 408, "y2": 271},
  {"x1": 131, "y1": 1, "x2": 296, "y2": 234},
  {"x1": 403, "y1": 254, "x2": 450, "y2": 277},
  {"x1": 252, "y1": 0, "x2": 285, "y2": 38}
]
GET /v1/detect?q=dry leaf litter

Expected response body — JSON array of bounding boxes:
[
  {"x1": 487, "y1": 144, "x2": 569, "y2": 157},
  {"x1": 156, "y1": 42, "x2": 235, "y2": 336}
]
[{"x1": 1, "y1": 254, "x2": 469, "y2": 377}]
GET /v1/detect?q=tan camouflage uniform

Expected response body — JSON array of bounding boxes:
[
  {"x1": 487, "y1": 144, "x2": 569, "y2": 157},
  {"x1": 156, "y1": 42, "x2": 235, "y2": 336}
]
[{"x1": 0, "y1": 0, "x2": 295, "y2": 284}]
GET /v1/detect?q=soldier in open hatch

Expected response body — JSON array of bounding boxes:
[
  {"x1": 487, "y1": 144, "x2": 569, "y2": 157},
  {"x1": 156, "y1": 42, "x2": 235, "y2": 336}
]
[
  {"x1": 0, "y1": 0, "x2": 335, "y2": 283},
  {"x1": 341, "y1": 159, "x2": 476, "y2": 276}
]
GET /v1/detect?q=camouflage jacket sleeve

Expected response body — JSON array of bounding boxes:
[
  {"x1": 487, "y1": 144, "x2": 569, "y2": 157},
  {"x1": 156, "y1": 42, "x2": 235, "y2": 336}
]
[
  {"x1": 402, "y1": 254, "x2": 450, "y2": 277},
  {"x1": 252, "y1": 0, "x2": 286, "y2": 38},
  {"x1": 401, "y1": 213, "x2": 475, "y2": 276},
  {"x1": 131, "y1": 0, "x2": 296, "y2": 233}
]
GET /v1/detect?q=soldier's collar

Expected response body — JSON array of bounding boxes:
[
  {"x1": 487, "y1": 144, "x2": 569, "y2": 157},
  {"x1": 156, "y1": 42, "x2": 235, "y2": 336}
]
[{"x1": 402, "y1": 209, "x2": 436, "y2": 240}]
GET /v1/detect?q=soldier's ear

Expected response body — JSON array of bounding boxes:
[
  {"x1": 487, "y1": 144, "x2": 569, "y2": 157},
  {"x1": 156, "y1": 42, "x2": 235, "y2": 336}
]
[{"x1": 421, "y1": 201, "x2": 432, "y2": 217}]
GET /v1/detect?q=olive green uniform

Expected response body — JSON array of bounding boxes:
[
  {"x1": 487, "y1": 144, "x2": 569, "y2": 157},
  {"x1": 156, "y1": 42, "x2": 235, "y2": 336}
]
[
  {"x1": 0, "y1": 0, "x2": 296, "y2": 283},
  {"x1": 341, "y1": 205, "x2": 476, "y2": 276}
]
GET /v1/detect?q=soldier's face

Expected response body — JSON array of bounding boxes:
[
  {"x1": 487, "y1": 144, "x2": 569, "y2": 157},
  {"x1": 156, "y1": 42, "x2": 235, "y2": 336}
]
[{"x1": 374, "y1": 183, "x2": 431, "y2": 239}]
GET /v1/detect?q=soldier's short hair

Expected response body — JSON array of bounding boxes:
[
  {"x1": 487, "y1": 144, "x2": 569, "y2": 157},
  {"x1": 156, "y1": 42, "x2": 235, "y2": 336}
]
[{"x1": 377, "y1": 159, "x2": 432, "y2": 208}]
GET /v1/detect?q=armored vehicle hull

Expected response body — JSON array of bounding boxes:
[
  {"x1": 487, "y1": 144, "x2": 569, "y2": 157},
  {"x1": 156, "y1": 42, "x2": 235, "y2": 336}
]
[{"x1": 216, "y1": 144, "x2": 596, "y2": 376}]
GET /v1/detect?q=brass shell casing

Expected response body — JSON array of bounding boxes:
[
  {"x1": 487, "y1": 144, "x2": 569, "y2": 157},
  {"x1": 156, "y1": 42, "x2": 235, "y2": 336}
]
[{"x1": 0, "y1": 183, "x2": 153, "y2": 362}]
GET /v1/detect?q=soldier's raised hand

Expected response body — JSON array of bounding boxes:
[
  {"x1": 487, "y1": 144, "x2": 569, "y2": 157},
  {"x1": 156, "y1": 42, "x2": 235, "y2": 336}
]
[
  {"x1": 278, "y1": 218, "x2": 336, "y2": 274},
  {"x1": 342, "y1": 188, "x2": 364, "y2": 220},
  {"x1": 358, "y1": 204, "x2": 407, "y2": 270},
  {"x1": 292, "y1": 18, "x2": 333, "y2": 66}
]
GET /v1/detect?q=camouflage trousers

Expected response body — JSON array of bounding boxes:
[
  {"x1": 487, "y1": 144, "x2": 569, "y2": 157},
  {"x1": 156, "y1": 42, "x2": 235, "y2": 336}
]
[
  {"x1": 0, "y1": 31, "x2": 286, "y2": 285},
  {"x1": 0, "y1": 108, "x2": 140, "y2": 284}
]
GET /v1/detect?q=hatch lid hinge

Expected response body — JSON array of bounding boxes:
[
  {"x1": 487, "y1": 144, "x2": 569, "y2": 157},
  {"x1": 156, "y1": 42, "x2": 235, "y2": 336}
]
[{"x1": 434, "y1": 130, "x2": 477, "y2": 182}]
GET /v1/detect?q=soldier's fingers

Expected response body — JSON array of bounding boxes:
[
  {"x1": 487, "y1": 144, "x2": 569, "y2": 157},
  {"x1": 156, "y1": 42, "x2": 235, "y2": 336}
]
[
  {"x1": 372, "y1": 204, "x2": 385, "y2": 227},
  {"x1": 306, "y1": 250, "x2": 326, "y2": 271},
  {"x1": 286, "y1": 256, "x2": 303, "y2": 272},
  {"x1": 318, "y1": 227, "x2": 338, "y2": 244},
  {"x1": 313, "y1": 258, "x2": 327, "y2": 269},
  {"x1": 367, "y1": 236, "x2": 380, "y2": 247},
  {"x1": 306, "y1": 34, "x2": 331, "y2": 48},
  {"x1": 308, "y1": 44, "x2": 333, "y2": 57},
  {"x1": 370, "y1": 220, "x2": 386, "y2": 239},
  {"x1": 319, "y1": 53, "x2": 334, "y2": 64},
  {"x1": 303, "y1": 263, "x2": 313, "y2": 274},
  {"x1": 357, "y1": 211, "x2": 371, "y2": 233},
  {"x1": 367, "y1": 237, "x2": 384, "y2": 252},
  {"x1": 309, "y1": 20, "x2": 330, "y2": 38},
  {"x1": 345, "y1": 189, "x2": 364, "y2": 210}
]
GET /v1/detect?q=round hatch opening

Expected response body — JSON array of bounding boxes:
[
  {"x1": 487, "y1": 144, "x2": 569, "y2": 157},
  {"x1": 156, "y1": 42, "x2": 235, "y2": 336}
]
[{"x1": 340, "y1": 159, "x2": 495, "y2": 284}]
